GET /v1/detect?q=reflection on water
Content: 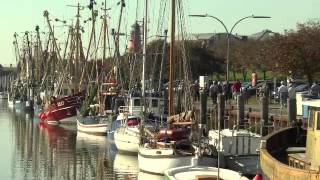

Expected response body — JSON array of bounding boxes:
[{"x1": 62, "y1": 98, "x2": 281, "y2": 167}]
[
  {"x1": 114, "y1": 153, "x2": 139, "y2": 179},
  {"x1": 0, "y1": 100, "x2": 152, "y2": 180}
]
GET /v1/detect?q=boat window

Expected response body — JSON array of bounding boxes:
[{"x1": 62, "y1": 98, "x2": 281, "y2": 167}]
[
  {"x1": 289, "y1": 159, "x2": 293, "y2": 167},
  {"x1": 63, "y1": 89, "x2": 68, "y2": 96},
  {"x1": 152, "y1": 99, "x2": 158, "y2": 108},
  {"x1": 134, "y1": 99, "x2": 140, "y2": 106},
  {"x1": 317, "y1": 112, "x2": 320, "y2": 130},
  {"x1": 101, "y1": 85, "x2": 107, "y2": 91},
  {"x1": 308, "y1": 110, "x2": 315, "y2": 129},
  {"x1": 300, "y1": 162, "x2": 305, "y2": 169}
]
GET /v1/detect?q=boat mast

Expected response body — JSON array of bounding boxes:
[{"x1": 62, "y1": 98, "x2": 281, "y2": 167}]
[
  {"x1": 142, "y1": 0, "x2": 147, "y2": 99},
  {"x1": 158, "y1": 29, "x2": 168, "y2": 92},
  {"x1": 13, "y1": 33, "x2": 20, "y2": 69},
  {"x1": 25, "y1": 32, "x2": 32, "y2": 101},
  {"x1": 169, "y1": 0, "x2": 176, "y2": 116},
  {"x1": 138, "y1": 0, "x2": 148, "y2": 145},
  {"x1": 102, "y1": 0, "x2": 111, "y2": 64},
  {"x1": 43, "y1": 11, "x2": 63, "y2": 63},
  {"x1": 75, "y1": 3, "x2": 81, "y2": 89}
]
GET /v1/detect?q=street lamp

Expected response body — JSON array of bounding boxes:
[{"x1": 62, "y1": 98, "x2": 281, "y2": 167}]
[{"x1": 189, "y1": 14, "x2": 270, "y2": 83}]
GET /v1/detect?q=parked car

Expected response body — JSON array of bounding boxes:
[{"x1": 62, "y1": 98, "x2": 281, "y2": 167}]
[
  {"x1": 295, "y1": 84, "x2": 309, "y2": 92},
  {"x1": 272, "y1": 82, "x2": 309, "y2": 102}
]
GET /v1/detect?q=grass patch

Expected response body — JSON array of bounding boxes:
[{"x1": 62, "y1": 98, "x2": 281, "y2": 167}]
[{"x1": 211, "y1": 70, "x2": 287, "y2": 81}]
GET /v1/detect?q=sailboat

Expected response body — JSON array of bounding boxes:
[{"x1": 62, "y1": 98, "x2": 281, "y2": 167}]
[
  {"x1": 113, "y1": 0, "x2": 169, "y2": 153},
  {"x1": 138, "y1": 0, "x2": 195, "y2": 174},
  {"x1": 164, "y1": 165, "x2": 249, "y2": 180}
]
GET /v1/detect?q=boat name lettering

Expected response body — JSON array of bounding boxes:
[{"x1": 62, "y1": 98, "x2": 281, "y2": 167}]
[{"x1": 57, "y1": 101, "x2": 65, "y2": 107}]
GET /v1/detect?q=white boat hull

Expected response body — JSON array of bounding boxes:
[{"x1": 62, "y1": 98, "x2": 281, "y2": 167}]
[
  {"x1": 46, "y1": 116, "x2": 77, "y2": 125},
  {"x1": 138, "y1": 147, "x2": 193, "y2": 175},
  {"x1": 0, "y1": 92, "x2": 8, "y2": 99},
  {"x1": 77, "y1": 119, "x2": 108, "y2": 135},
  {"x1": 8, "y1": 100, "x2": 14, "y2": 108},
  {"x1": 164, "y1": 165, "x2": 249, "y2": 180},
  {"x1": 225, "y1": 155, "x2": 259, "y2": 176},
  {"x1": 114, "y1": 127, "x2": 140, "y2": 153}
]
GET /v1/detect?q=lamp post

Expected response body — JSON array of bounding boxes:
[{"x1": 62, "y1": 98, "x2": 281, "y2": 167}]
[{"x1": 189, "y1": 14, "x2": 270, "y2": 83}]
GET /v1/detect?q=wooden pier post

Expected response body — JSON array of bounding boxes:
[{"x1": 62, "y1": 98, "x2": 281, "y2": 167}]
[
  {"x1": 199, "y1": 89, "x2": 208, "y2": 136},
  {"x1": 260, "y1": 96, "x2": 269, "y2": 136},
  {"x1": 237, "y1": 94, "x2": 244, "y2": 129},
  {"x1": 287, "y1": 86, "x2": 297, "y2": 123},
  {"x1": 218, "y1": 94, "x2": 225, "y2": 129}
]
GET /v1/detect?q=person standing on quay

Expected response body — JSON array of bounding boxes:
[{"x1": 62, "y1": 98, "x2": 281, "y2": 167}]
[
  {"x1": 278, "y1": 81, "x2": 288, "y2": 108},
  {"x1": 209, "y1": 81, "x2": 218, "y2": 104},
  {"x1": 310, "y1": 82, "x2": 320, "y2": 96},
  {"x1": 232, "y1": 79, "x2": 241, "y2": 100}
]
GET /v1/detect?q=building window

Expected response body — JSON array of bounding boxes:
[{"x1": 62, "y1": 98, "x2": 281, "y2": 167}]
[
  {"x1": 63, "y1": 89, "x2": 68, "y2": 96},
  {"x1": 308, "y1": 110, "x2": 315, "y2": 129},
  {"x1": 317, "y1": 112, "x2": 320, "y2": 130},
  {"x1": 289, "y1": 159, "x2": 293, "y2": 166},
  {"x1": 134, "y1": 99, "x2": 140, "y2": 106},
  {"x1": 299, "y1": 163, "x2": 305, "y2": 170},
  {"x1": 152, "y1": 99, "x2": 158, "y2": 108}
]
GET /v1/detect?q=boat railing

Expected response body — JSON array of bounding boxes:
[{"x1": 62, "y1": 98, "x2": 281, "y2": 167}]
[
  {"x1": 226, "y1": 124, "x2": 262, "y2": 155},
  {"x1": 118, "y1": 106, "x2": 129, "y2": 114}
]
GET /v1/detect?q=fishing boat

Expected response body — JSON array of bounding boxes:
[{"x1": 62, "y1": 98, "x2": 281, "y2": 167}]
[
  {"x1": 259, "y1": 107, "x2": 320, "y2": 179},
  {"x1": 77, "y1": 83, "x2": 115, "y2": 135},
  {"x1": 76, "y1": 1, "x2": 124, "y2": 136},
  {"x1": 39, "y1": 91, "x2": 84, "y2": 125},
  {"x1": 0, "y1": 92, "x2": 8, "y2": 99},
  {"x1": 77, "y1": 115, "x2": 109, "y2": 135}
]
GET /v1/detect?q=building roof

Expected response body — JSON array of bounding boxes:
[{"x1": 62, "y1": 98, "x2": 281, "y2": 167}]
[{"x1": 249, "y1": 29, "x2": 278, "y2": 40}]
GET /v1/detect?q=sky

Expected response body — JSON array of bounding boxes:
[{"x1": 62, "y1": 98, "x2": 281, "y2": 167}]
[{"x1": 0, "y1": 0, "x2": 319, "y2": 66}]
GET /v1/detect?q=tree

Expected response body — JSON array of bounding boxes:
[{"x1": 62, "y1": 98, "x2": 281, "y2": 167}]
[{"x1": 268, "y1": 21, "x2": 320, "y2": 84}]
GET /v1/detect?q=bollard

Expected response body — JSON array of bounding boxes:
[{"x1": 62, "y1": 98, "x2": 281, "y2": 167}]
[
  {"x1": 199, "y1": 91, "x2": 208, "y2": 136},
  {"x1": 200, "y1": 91, "x2": 208, "y2": 125},
  {"x1": 287, "y1": 98, "x2": 297, "y2": 123},
  {"x1": 237, "y1": 94, "x2": 244, "y2": 129},
  {"x1": 287, "y1": 85, "x2": 297, "y2": 124},
  {"x1": 218, "y1": 94, "x2": 225, "y2": 129},
  {"x1": 176, "y1": 89, "x2": 182, "y2": 113}
]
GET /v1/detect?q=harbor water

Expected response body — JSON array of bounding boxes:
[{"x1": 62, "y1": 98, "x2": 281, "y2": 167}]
[{"x1": 0, "y1": 100, "x2": 163, "y2": 180}]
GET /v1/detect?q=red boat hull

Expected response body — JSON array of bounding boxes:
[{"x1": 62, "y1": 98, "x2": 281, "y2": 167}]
[
  {"x1": 158, "y1": 128, "x2": 189, "y2": 141},
  {"x1": 39, "y1": 92, "x2": 84, "y2": 124}
]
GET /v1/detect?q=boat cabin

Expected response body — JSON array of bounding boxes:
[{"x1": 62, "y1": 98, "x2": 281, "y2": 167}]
[
  {"x1": 57, "y1": 82, "x2": 77, "y2": 98},
  {"x1": 286, "y1": 108, "x2": 320, "y2": 171},
  {"x1": 296, "y1": 92, "x2": 320, "y2": 119},
  {"x1": 209, "y1": 129, "x2": 261, "y2": 155},
  {"x1": 127, "y1": 94, "x2": 166, "y2": 119},
  {"x1": 99, "y1": 82, "x2": 119, "y2": 114}
]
